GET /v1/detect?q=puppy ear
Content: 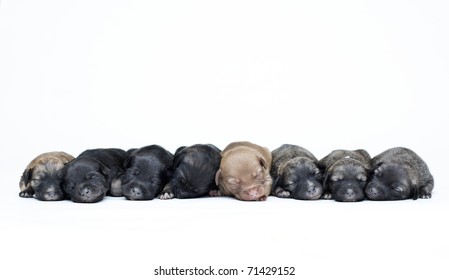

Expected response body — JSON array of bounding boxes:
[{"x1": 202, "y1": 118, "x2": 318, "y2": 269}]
[
  {"x1": 272, "y1": 175, "x2": 280, "y2": 189},
  {"x1": 355, "y1": 149, "x2": 371, "y2": 161},
  {"x1": 165, "y1": 166, "x2": 174, "y2": 181},
  {"x1": 215, "y1": 169, "x2": 222, "y2": 186},
  {"x1": 259, "y1": 157, "x2": 268, "y2": 169},
  {"x1": 411, "y1": 185, "x2": 418, "y2": 200},
  {"x1": 123, "y1": 156, "x2": 134, "y2": 169},
  {"x1": 322, "y1": 173, "x2": 330, "y2": 191},
  {"x1": 411, "y1": 178, "x2": 419, "y2": 200},
  {"x1": 99, "y1": 162, "x2": 110, "y2": 176},
  {"x1": 172, "y1": 148, "x2": 185, "y2": 169},
  {"x1": 373, "y1": 162, "x2": 383, "y2": 173},
  {"x1": 315, "y1": 161, "x2": 326, "y2": 175},
  {"x1": 174, "y1": 146, "x2": 187, "y2": 155},
  {"x1": 19, "y1": 168, "x2": 33, "y2": 190}
]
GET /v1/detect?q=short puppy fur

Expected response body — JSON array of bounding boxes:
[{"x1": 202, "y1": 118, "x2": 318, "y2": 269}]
[
  {"x1": 121, "y1": 145, "x2": 173, "y2": 200},
  {"x1": 159, "y1": 144, "x2": 221, "y2": 199},
  {"x1": 19, "y1": 151, "x2": 74, "y2": 201},
  {"x1": 366, "y1": 147, "x2": 434, "y2": 200},
  {"x1": 271, "y1": 144, "x2": 324, "y2": 200},
  {"x1": 319, "y1": 149, "x2": 371, "y2": 202},
  {"x1": 62, "y1": 148, "x2": 127, "y2": 203},
  {"x1": 214, "y1": 141, "x2": 273, "y2": 201}
]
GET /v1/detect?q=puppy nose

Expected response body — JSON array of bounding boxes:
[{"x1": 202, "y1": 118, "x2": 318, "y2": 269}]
[
  {"x1": 248, "y1": 189, "x2": 259, "y2": 198},
  {"x1": 131, "y1": 187, "x2": 141, "y2": 195},
  {"x1": 368, "y1": 187, "x2": 379, "y2": 196},
  {"x1": 47, "y1": 191, "x2": 57, "y2": 199},
  {"x1": 79, "y1": 187, "x2": 90, "y2": 197},
  {"x1": 345, "y1": 188, "x2": 355, "y2": 197},
  {"x1": 307, "y1": 184, "x2": 316, "y2": 194}
]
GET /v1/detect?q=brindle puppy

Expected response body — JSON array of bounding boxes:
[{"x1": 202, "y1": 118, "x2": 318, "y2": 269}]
[
  {"x1": 319, "y1": 149, "x2": 371, "y2": 202},
  {"x1": 366, "y1": 147, "x2": 434, "y2": 200},
  {"x1": 271, "y1": 144, "x2": 324, "y2": 200},
  {"x1": 19, "y1": 151, "x2": 74, "y2": 201}
]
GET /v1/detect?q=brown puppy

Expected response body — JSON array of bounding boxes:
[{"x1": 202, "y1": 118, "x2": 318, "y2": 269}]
[
  {"x1": 213, "y1": 141, "x2": 272, "y2": 201},
  {"x1": 19, "y1": 151, "x2": 75, "y2": 201}
]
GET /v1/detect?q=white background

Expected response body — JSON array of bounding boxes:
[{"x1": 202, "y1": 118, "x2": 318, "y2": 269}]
[{"x1": 1, "y1": 1, "x2": 448, "y2": 279}]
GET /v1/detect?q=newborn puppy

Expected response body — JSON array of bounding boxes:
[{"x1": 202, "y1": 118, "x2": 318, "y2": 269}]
[
  {"x1": 121, "y1": 145, "x2": 173, "y2": 200},
  {"x1": 62, "y1": 148, "x2": 127, "y2": 203},
  {"x1": 214, "y1": 141, "x2": 272, "y2": 201},
  {"x1": 19, "y1": 151, "x2": 74, "y2": 201},
  {"x1": 271, "y1": 144, "x2": 324, "y2": 200},
  {"x1": 366, "y1": 147, "x2": 434, "y2": 200},
  {"x1": 159, "y1": 144, "x2": 221, "y2": 199},
  {"x1": 319, "y1": 149, "x2": 371, "y2": 202}
]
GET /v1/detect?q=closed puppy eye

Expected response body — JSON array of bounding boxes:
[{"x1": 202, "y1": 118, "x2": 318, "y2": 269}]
[
  {"x1": 393, "y1": 185, "x2": 405, "y2": 192},
  {"x1": 127, "y1": 168, "x2": 139, "y2": 176},
  {"x1": 151, "y1": 178, "x2": 161, "y2": 184}
]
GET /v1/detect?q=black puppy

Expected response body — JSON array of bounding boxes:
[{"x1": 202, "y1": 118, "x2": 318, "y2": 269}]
[
  {"x1": 366, "y1": 147, "x2": 434, "y2": 200},
  {"x1": 319, "y1": 149, "x2": 371, "y2": 202},
  {"x1": 121, "y1": 145, "x2": 173, "y2": 200},
  {"x1": 159, "y1": 144, "x2": 221, "y2": 199},
  {"x1": 270, "y1": 144, "x2": 324, "y2": 200},
  {"x1": 62, "y1": 148, "x2": 127, "y2": 203}
]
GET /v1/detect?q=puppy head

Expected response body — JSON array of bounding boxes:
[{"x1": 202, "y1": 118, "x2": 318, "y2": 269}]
[
  {"x1": 20, "y1": 166, "x2": 65, "y2": 201},
  {"x1": 170, "y1": 146, "x2": 221, "y2": 198},
  {"x1": 366, "y1": 162, "x2": 417, "y2": 200},
  {"x1": 171, "y1": 162, "x2": 216, "y2": 198},
  {"x1": 276, "y1": 158, "x2": 324, "y2": 200},
  {"x1": 324, "y1": 160, "x2": 368, "y2": 202},
  {"x1": 122, "y1": 156, "x2": 169, "y2": 200},
  {"x1": 216, "y1": 151, "x2": 272, "y2": 201},
  {"x1": 62, "y1": 158, "x2": 109, "y2": 203}
]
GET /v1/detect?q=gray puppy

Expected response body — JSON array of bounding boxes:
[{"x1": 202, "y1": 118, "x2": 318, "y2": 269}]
[
  {"x1": 19, "y1": 151, "x2": 74, "y2": 201},
  {"x1": 270, "y1": 144, "x2": 324, "y2": 200},
  {"x1": 366, "y1": 147, "x2": 434, "y2": 200},
  {"x1": 320, "y1": 149, "x2": 371, "y2": 202}
]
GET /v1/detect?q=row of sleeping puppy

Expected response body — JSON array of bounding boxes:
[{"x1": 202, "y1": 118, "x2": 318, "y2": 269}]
[{"x1": 19, "y1": 141, "x2": 434, "y2": 203}]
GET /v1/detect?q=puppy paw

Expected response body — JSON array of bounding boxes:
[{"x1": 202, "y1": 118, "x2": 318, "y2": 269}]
[
  {"x1": 159, "y1": 192, "x2": 174, "y2": 200},
  {"x1": 258, "y1": 195, "x2": 267, "y2": 201},
  {"x1": 276, "y1": 190, "x2": 291, "y2": 198},
  {"x1": 209, "y1": 190, "x2": 223, "y2": 197},
  {"x1": 322, "y1": 192, "x2": 333, "y2": 200},
  {"x1": 19, "y1": 190, "x2": 34, "y2": 198},
  {"x1": 419, "y1": 193, "x2": 432, "y2": 199}
]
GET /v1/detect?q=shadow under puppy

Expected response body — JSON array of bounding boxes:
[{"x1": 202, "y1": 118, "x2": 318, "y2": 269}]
[
  {"x1": 19, "y1": 151, "x2": 74, "y2": 201},
  {"x1": 159, "y1": 144, "x2": 221, "y2": 199},
  {"x1": 214, "y1": 141, "x2": 272, "y2": 201},
  {"x1": 319, "y1": 149, "x2": 371, "y2": 202},
  {"x1": 271, "y1": 144, "x2": 324, "y2": 200},
  {"x1": 62, "y1": 148, "x2": 127, "y2": 203},
  {"x1": 121, "y1": 145, "x2": 173, "y2": 200},
  {"x1": 366, "y1": 147, "x2": 434, "y2": 200}
]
